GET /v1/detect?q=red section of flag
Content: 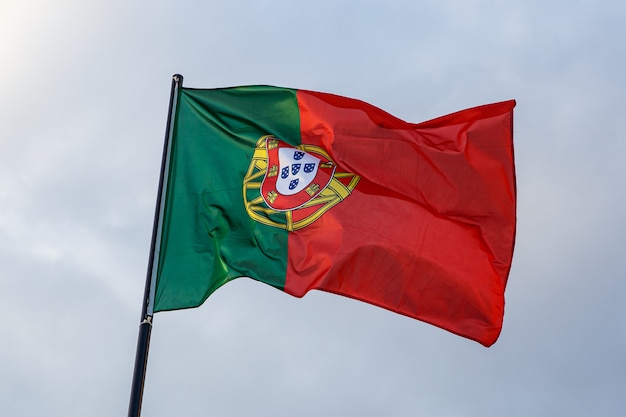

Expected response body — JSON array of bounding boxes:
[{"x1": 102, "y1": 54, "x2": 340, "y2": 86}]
[{"x1": 284, "y1": 90, "x2": 516, "y2": 346}]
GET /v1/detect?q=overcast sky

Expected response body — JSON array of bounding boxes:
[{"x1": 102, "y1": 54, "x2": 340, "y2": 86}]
[{"x1": 1, "y1": 0, "x2": 625, "y2": 416}]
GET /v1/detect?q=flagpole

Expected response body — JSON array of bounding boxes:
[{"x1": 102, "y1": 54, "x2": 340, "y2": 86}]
[{"x1": 127, "y1": 74, "x2": 183, "y2": 417}]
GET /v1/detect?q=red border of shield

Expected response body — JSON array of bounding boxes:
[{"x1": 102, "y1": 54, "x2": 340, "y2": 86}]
[{"x1": 261, "y1": 138, "x2": 336, "y2": 211}]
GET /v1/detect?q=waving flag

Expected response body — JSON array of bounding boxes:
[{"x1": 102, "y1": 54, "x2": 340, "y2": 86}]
[{"x1": 152, "y1": 85, "x2": 516, "y2": 347}]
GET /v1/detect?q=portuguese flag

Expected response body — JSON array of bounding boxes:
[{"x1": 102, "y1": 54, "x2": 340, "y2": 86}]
[{"x1": 152, "y1": 85, "x2": 516, "y2": 347}]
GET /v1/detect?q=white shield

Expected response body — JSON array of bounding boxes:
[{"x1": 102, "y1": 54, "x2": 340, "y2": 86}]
[{"x1": 275, "y1": 147, "x2": 320, "y2": 196}]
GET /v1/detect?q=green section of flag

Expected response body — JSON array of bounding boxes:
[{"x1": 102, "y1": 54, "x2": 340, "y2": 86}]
[{"x1": 154, "y1": 86, "x2": 300, "y2": 312}]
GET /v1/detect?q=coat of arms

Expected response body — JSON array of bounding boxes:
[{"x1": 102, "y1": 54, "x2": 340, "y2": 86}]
[{"x1": 243, "y1": 135, "x2": 360, "y2": 231}]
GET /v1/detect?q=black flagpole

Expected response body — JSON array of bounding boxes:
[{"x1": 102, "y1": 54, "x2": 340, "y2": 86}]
[{"x1": 127, "y1": 74, "x2": 183, "y2": 417}]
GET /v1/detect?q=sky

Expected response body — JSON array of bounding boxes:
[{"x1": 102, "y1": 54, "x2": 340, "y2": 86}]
[{"x1": 1, "y1": 0, "x2": 625, "y2": 416}]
